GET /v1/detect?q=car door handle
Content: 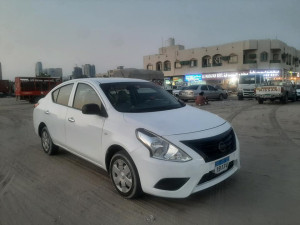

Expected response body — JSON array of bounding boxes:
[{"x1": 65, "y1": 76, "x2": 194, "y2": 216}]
[
  {"x1": 45, "y1": 110, "x2": 50, "y2": 114},
  {"x1": 68, "y1": 117, "x2": 75, "y2": 123}
]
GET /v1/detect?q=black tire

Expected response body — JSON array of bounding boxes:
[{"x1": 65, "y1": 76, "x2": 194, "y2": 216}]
[
  {"x1": 219, "y1": 94, "x2": 224, "y2": 101},
  {"x1": 291, "y1": 94, "x2": 296, "y2": 102},
  {"x1": 238, "y1": 95, "x2": 243, "y2": 100},
  {"x1": 258, "y1": 98, "x2": 264, "y2": 104},
  {"x1": 110, "y1": 150, "x2": 142, "y2": 199},
  {"x1": 41, "y1": 127, "x2": 58, "y2": 155},
  {"x1": 281, "y1": 94, "x2": 288, "y2": 104},
  {"x1": 29, "y1": 97, "x2": 36, "y2": 104}
]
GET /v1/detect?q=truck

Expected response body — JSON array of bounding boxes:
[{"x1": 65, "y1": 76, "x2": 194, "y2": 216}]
[
  {"x1": 237, "y1": 74, "x2": 264, "y2": 100},
  {"x1": 0, "y1": 80, "x2": 14, "y2": 97},
  {"x1": 15, "y1": 77, "x2": 62, "y2": 103},
  {"x1": 0, "y1": 80, "x2": 10, "y2": 96},
  {"x1": 255, "y1": 79, "x2": 297, "y2": 104}
]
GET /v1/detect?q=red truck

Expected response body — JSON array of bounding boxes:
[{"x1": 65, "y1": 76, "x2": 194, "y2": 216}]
[
  {"x1": 0, "y1": 80, "x2": 14, "y2": 96},
  {"x1": 0, "y1": 80, "x2": 9, "y2": 94},
  {"x1": 15, "y1": 77, "x2": 62, "y2": 103}
]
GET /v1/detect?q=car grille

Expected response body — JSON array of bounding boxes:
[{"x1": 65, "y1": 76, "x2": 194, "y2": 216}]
[{"x1": 181, "y1": 129, "x2": 236, "y2": 162}]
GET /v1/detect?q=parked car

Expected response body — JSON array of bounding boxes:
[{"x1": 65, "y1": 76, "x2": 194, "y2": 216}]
[
  {"x1": 296, "y1": 84, "x2": 300, "y2": 100},
  {"x1": 179, "y1": 84, "x2": 228, "y2": 101},
  {"x1": 255, "y1": 79, "x2": 297, "y2": 104},
  {"x1": 172, "y1": 86, "x2": 186, "y2": 97},
  {"x1": 33, "y1": 78, "x2": 240, "y2": 199}
]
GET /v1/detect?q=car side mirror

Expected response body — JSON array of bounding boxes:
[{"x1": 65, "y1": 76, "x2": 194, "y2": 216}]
[{"x1": 82, "y1": 104, "x2": 108, "y2": 118}]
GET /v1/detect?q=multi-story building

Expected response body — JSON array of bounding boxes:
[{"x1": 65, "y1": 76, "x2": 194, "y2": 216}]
[
  {"x1": 82, "y1": 64, "x2": 96, "y2": 77},
  {"x1": 91, "y1": 65, "x2": 96, "y2": 77},
  {"x1": 43, "y1": 68, "x2": 63, "y2": 77},
  {"x1": 143, "y1": 38, "x2": 300, "y2": 88},
  {"x1": 72, "y1": 66, "x2": 83, "y2": 78},
  {"x1": 35, "y1": 62, "x2": 43, "y2": 76},
  {"x1": 0, "y1": 62, "x2": 2, "y2": 80}
]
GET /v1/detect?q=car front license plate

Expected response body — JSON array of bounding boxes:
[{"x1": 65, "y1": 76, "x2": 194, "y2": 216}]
[{"x1": 214, "y1": 156, "x2": 230, "y2": 174}]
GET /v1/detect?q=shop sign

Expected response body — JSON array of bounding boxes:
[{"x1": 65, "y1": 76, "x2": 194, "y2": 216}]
[
  {"x1": 249, "y1": 70, "x2": 280, "y2": 77},
  {"x1": 185, "y1": 74, "x2": 202, "y2": 82},
  {"x1": 202, "y1": 72, "x2": 248, "y2": 80}
]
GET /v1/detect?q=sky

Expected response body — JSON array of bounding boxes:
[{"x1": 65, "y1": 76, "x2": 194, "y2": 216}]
[{"x1": 0, "y1": 0, "x2": 300, "y2": 80}]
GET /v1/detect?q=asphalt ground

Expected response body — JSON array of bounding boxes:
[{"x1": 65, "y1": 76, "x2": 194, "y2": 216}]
[{"x1": 0, "y1": 96, "x2": 300, "y2": 225}]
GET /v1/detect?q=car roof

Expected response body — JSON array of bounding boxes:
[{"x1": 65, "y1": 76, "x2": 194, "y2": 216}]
[{"x1": 62, "y1": 77, "x2": 150, "y2": 86}]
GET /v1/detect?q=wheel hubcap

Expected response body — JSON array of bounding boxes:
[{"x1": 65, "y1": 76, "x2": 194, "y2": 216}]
[
  {"x1": 112, "y1": 159, "x2": 132, "y2": 193},
  {"x1": 42, "y1": 131, "x2": 50, "y2": 152}
]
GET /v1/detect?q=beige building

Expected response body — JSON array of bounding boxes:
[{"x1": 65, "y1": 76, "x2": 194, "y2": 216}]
[{"x1": 143, "y1": 38, "x2": 300, "y2": 88}]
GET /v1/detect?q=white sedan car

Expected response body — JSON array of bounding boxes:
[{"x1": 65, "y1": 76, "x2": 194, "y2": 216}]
[{"x1": 33, "y1": 78, "x2": 240, "y2": 198}]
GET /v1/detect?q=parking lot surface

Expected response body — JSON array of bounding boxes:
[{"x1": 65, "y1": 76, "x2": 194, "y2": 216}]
[{"x1": 0, "y1": 96, "x2": 300, "y2": 225}]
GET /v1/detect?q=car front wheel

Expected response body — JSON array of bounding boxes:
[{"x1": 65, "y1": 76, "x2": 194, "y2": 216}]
[{"x1": 110, "y1": 150, "x2": 142, "y2": 199}]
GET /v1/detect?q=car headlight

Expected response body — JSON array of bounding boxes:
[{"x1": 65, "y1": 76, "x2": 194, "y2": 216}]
[{"x1": 136, "y1": 129, "x2": 192, "y2": 162}]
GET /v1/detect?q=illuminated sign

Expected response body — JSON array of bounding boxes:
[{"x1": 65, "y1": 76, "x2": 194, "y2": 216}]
[
  {"x1": 202, "y1": 70, "x2": 281, "y2": 80},
  {"x1": 185, "y1": 74, "x2": 202, "y2": 82},
  {"x1": 249, "y1": 70, "x2": 280, "y2": 77},
  {"x1": 202, "y1": 72, "x2": 247, "y2": 79}
]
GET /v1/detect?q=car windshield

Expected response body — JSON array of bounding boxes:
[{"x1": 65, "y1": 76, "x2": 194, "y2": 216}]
[
  {"x1": 267, "y1": 80, "x2": 284, "y2": 86},
  {"x1": 296, "y1": 85, "x2": 300, "y2": 89},
  {"x1": 239, "y1": 75, "x2": 261, "y2": 84},
  {"x1": 100, "y1": 82, "x2": 185, "y2": 113}
]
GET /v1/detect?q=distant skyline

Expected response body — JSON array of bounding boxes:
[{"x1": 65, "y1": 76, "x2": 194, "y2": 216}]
[{"x1": 1, "y1": 0, "x2": 300, "y2": 80}]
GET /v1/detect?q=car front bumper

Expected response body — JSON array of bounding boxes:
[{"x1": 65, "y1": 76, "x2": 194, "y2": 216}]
[{"x1": 131, "y1": 126, "x2": 240, "y2": 198}]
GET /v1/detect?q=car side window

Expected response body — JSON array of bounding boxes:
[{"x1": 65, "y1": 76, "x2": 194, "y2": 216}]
[
  {"x1": 73, "y1": 83, "x2": 102, "y2": 110},
  {"x1": 52, "y1": 88, "x2": 59, "y2": 102},
  {"x1": 208, "y1": 85, "x2": 216, "y2": 91},
  {"x1": 201, "y1": 85, "x2": 208, "y2": 91},
  {"x1": 56, "y1": 84, "x2": 74, "y2": 106}
]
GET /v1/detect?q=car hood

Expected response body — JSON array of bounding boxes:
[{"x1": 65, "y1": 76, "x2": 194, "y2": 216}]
[{"x1": 123, "y1": 105, "x2": 226, "y2": 136}]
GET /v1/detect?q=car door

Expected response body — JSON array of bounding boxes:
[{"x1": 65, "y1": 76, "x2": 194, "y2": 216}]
[
  {"x1": 46, "y1": 83, "x2": 74, "y2": 147},
  {"x1": 200, "y1": 85, "x2": 210, "y2": 98},
  {"x1": 208, "y1": 85, "x2": 218, "y2": 98},
  {"x1": 65, "y1": 82, "x2": 105, "y2": 164}
]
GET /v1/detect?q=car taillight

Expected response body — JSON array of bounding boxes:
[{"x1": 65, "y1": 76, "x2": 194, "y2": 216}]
[{"x1": 34, "y1": 103, "x2": 39, "y2": 108}]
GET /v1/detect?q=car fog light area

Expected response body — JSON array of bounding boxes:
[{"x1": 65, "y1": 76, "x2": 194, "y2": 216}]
[{"x1": 136, "y1": 129, "x2": 192, "y2": 162}]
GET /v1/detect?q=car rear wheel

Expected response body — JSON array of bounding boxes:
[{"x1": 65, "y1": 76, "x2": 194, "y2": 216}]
[
  {"x1": 281, "y1": 94, "x2": 288, "y2": 104},
  {"x1": 110, "y1": 150, "x2": 142, "y2": 199},
  {"x1": 291, "y1": 94, "x2": 296, "y2": 102},
  {"x1": 219, "y1": 94, "x2": 224, "y2": 101},
  {"x1": 41, "y1": 126, "x2": 58, "y2": 155}
]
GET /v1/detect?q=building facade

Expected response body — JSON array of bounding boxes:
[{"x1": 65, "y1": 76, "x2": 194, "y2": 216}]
[
  {"x1": 0, "y1": 62, "x2": 2, "y2": 80},
  {"x1": 43, "y1": 68, "x2": 63, "y2": 77},
  {"x1": 82, "y1": 64, "x2": 96, "y2": 77},
  {"x1": 143, "y1": 38, "x2": 300, "y2": 88},
  {"x1": 72, "y1": 66, "x2": 83, "y2": 78},
  {"x1": 35, "y1": 62, "x2": 43, "y2": 76}
]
